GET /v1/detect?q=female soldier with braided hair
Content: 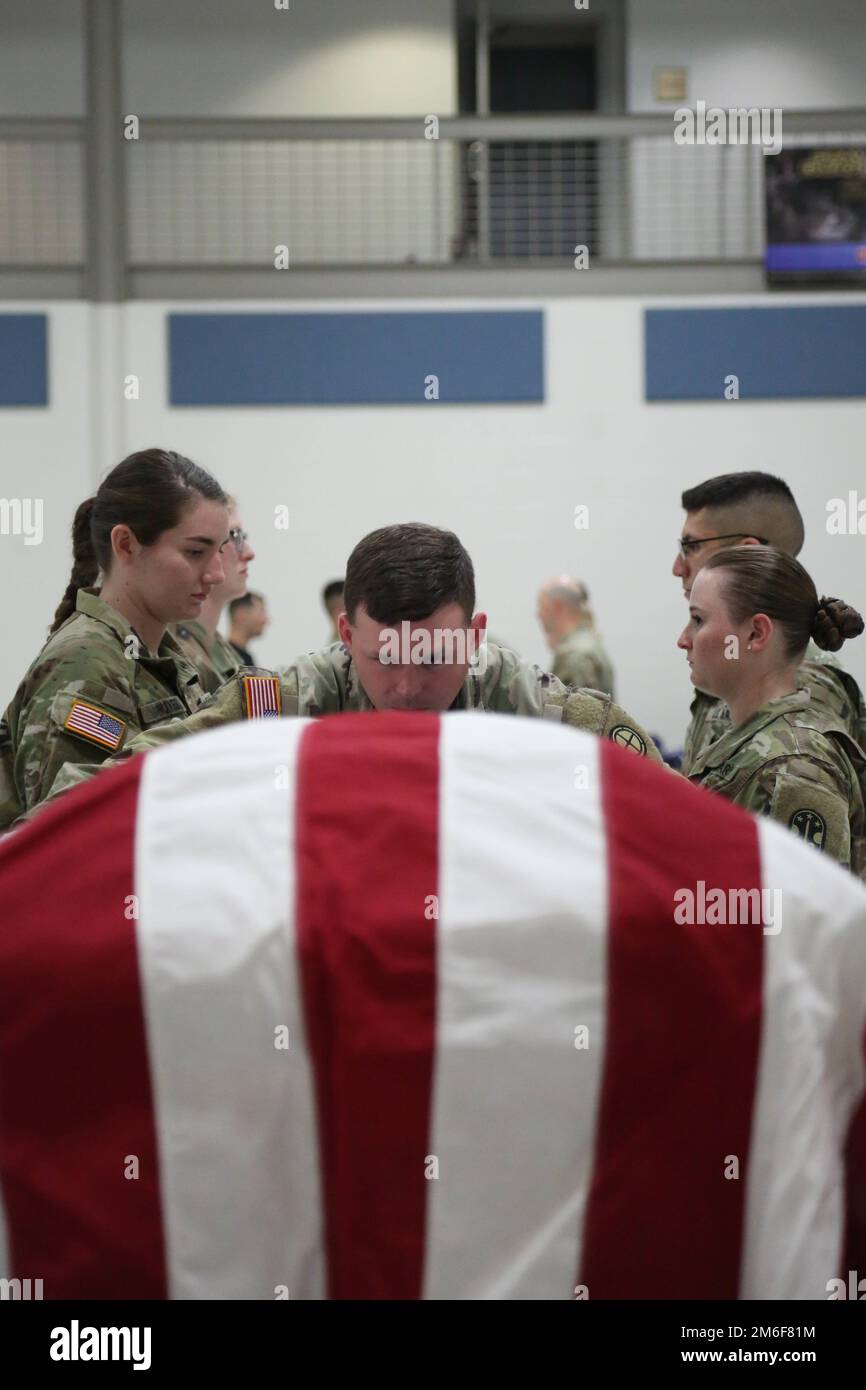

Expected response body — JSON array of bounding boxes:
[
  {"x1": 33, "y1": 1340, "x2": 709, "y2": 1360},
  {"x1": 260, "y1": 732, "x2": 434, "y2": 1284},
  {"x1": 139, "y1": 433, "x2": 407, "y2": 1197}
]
[
  {"x1": 679, "y1": 546, "x2": 866, "y2": 876},
  {"x1": 0, "y1": 448, "x2": 230, "y2": 828}
]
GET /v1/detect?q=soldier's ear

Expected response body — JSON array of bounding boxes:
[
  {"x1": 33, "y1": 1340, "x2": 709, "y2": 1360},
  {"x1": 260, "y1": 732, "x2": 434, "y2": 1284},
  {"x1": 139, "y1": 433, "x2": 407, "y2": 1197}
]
[
  {"x1": 109, "y1": 523, "x2": 138, "y2": 565},
  {"x1": 337, "y1": 611, "x2": 353, "y2": 648},
  {"x1": 470, "y1": 612, "x2": 488, "y2": 634},
  {"x1": 748, "y1": 613, "x2": 774, "y2": 651}
]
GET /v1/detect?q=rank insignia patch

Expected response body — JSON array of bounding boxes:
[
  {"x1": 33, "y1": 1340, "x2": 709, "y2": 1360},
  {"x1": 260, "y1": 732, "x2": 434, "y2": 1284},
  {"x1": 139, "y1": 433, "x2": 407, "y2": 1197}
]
[
  {"x1": 64, "y1": 700, "x2": 127, "y2": 750},
  {"x1": 241, "y1": 674, "x2": 282, "y2": 719}
]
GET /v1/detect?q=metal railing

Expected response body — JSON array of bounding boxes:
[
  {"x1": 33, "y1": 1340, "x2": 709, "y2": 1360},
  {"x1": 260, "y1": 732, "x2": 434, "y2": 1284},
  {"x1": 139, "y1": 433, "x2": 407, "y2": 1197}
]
[{"x1": 1, "y1": 111, "x2": 864, "y2": 291}]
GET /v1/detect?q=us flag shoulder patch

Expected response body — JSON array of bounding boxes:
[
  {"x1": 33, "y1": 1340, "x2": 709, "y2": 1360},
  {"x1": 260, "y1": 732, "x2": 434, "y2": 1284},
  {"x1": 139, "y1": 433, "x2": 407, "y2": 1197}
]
[
  {"x1": 241, "y1": 674, "x2": 282, "y2": 719},
  {"x1": 63, "y1": 699, "x2": 127, "y2": 750}
]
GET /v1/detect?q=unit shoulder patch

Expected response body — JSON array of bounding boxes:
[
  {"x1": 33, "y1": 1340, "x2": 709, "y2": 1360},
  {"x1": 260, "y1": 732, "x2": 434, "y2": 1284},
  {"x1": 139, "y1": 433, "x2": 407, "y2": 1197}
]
[
  {"x1": 770, "y1": 771, "x2": 849, "y2": 859},
  {"x1": 609, "y1": 722, "x2": 647, "y2": 756}
]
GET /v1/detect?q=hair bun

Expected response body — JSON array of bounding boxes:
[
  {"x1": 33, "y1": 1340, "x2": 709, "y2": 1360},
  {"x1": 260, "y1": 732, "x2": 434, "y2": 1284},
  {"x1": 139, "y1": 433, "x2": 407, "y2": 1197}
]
[{"x1": 812, "y1": 596, "x2": 865, "y2": 652}]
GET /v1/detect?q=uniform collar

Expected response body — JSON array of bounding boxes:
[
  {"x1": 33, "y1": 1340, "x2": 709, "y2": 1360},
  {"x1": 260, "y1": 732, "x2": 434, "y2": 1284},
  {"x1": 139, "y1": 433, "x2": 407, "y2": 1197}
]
[
  {"x1": 75, "y1": 588, "x2": 140, "y2": 644},
  {"x1": 555, "y1": 625, "x2": 592, "y2": 652},
  {"x1": 76, "y1": 587, "x2": 187, "y2": 665},
  {"x1": 693, "y1": 688, "x2": 811, "y2": 771}
]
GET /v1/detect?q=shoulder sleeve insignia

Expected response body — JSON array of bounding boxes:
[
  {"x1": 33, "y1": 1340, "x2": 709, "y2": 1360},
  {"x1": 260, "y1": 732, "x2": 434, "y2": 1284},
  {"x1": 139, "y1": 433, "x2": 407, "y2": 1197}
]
[
  {"x1": 241, "y1": 673, "x2": 282, "y2": 719},
  {"x1": 63, "y1": 699, "x2": 127, "y2": 751},
  {"x1": 609, "y1": 723, "x2": 647, "y2": 756},
  {"x1": 788, "y1": 807, "x2": 828, "y2": 849},
  {"x1": 771, "y1": 771, "x2": 850, "y2": 857}
]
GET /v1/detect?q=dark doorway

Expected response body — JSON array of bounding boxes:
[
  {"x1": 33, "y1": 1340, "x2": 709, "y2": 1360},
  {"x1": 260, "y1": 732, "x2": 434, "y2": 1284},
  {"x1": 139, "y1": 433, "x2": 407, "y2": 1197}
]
[{"x1": 487, "y1": 25, "x2": 598, "y2": 259}]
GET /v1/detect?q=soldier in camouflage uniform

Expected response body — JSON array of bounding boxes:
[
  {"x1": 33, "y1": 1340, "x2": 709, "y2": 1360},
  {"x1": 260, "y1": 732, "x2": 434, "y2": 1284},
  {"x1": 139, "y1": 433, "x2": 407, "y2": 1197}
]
[
  {"x1": 687, "y1": 688, "x2": 866, "y2": 877},
  {"x1": 674, "y1": 471, "x2": 866, "y2": 775},
  {"x1": 75, "y1": 638, "x2": 661, "y2": 767},
  {"x1": 537, "y1": 577, "x2": 615, "y2": 697},
  {"x1": 683, "y1": 642, "x2": 866, "y2": 774},
  {"x1": 169, "y1": 508, "x2": 255, "y2": 694},
  {"x1": 679, "y1": 546, "x2": 866, "y2": 877},
  {"x1": 171, "y1": 619, "x2": 241, "y2": 695},
  {"x1": 2, "y1": 590, "x2": 211, "y2": 828},
  {"x1": 0, "y1": 448, "x2": 229, "y2": 830},
  {"x1": 43, "y1": 525, "x2": 663, "y2": 806}
]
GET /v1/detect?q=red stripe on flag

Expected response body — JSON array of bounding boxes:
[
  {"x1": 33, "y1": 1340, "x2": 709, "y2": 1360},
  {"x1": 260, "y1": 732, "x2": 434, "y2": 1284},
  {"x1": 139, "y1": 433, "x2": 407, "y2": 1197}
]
[
  {"x1": 0, "y1": 758, "x2": 166, "y2": 1298},
  {"x1": 843, "y1": 1034, "x2": 866, "y2": 1276},
  {"x1": 295, "y1": 712, "x2": 439, "y2": 1299},
  {"x1": 579, "y1": 745, "x2": 764, "y2": 1299}
]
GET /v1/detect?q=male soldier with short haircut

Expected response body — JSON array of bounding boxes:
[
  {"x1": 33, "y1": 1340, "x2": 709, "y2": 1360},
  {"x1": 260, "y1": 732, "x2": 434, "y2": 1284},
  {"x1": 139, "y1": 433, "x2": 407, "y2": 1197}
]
[
  {"x1": 228, "y1": 592, "x2": 269, "y2": 666},
  {"x1": 42, "y1": 524, "x2": 662, "y2": 808},
  {"x1": 322, "y1": 579, "x2": 345, "y2": 645},
  {"x1": 537, "y1": 576, "x2": 615, "y2": 697},
  {"x1": 674, "y1": 472, "x2": 866, "y2": 773}
]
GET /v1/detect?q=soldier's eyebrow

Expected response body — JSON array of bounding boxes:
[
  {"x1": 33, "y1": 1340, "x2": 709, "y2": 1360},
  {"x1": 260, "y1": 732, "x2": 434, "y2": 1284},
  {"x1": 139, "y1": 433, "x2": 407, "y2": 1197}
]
[{"x1": 185, "y1": 534, "x2": 219, "y2": 545}]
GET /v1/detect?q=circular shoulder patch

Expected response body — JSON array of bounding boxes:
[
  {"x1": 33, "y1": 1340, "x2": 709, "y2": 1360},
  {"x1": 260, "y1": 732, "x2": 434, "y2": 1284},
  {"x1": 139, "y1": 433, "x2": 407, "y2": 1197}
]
[
  {"x1": 609, "y1": 724, "x2": 647, "y2": 756},
  {"x1": 788, "y1": 807, "x2": 827, "y2": 850}
]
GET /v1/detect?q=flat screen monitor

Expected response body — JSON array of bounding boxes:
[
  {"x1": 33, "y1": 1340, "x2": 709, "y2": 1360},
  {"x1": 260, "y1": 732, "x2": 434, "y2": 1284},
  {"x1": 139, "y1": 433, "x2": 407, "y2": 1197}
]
[{"x1": 764, "y1": 146, "x2": 866, "y2": 285}]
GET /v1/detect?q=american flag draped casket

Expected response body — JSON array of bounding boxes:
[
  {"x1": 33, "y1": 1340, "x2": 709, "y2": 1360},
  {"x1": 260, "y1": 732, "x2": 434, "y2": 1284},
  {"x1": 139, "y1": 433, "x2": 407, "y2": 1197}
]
[{"x1": 0, "y1": 711, "x2": 865, "y2": 1300}]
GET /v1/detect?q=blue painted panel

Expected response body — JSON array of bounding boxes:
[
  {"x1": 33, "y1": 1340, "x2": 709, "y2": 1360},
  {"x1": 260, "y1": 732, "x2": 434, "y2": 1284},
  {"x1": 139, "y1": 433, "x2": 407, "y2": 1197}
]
[
  {"x1": 169, "y1": 311, "x2": 544, "y2": 405},
  {"x1": 0, "y1": 314, "x2": 47, "y2": 406},
  {"x1": 645, "y1": 305, "x2": 866, "y2": 400}
]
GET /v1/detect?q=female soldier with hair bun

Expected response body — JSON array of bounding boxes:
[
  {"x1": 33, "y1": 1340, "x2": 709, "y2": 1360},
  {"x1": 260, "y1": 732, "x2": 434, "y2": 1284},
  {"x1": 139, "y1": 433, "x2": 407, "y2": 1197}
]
[
  {"x1": 0, "y1": 448, "x2": 230, "y2": 828},
  {"x1": 679, "y1": 546, "x2": 866, "y2": 876}
]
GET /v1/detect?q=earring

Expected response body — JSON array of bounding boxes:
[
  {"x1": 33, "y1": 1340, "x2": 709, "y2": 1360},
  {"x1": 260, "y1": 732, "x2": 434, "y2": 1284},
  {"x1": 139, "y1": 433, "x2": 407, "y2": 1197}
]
[{"x1": 747, "y1": 643, "x2": 752, "y2": 651}]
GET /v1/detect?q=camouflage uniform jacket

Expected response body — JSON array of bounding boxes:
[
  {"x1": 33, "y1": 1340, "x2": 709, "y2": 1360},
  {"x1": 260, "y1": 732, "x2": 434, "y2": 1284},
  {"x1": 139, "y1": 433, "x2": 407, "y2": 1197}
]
[
  {"x1": 170, "y1": 619, "x2": 241, "y2": 695},
  {"x1": 687, "y1": 688, "x2": 866, "y2": 878},
  {"x1": 0, "y1": 588, "x2": 210, "y2": 828},
  {"x1": 46, "y1": 641, "x2": 663, "y2": 798},
  {"x1": 551, "y1": 627, "x2": 615, "y2": 698},
  {"x1": 682, "y1": 640, "x2": 866, "y2": 775}
]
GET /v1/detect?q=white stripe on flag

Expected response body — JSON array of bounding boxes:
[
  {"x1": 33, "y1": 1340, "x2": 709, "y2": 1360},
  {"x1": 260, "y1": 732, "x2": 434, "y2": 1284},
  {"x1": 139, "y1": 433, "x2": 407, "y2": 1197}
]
[
  {"x1": 740, "y1": 818, "x2": 866, "y2": 1299},
  {"x1": 134, "y1": 720, "x2": 324, "y2": 1299},
  {"x1": 423, "y1": 715, "x2": 607, "y2": 1299}
]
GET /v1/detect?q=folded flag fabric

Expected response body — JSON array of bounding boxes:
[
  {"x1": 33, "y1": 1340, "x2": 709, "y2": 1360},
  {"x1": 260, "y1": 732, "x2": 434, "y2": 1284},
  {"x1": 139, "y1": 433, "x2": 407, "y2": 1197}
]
[{"x1": 0, "y1": 711, "x2": 864, "y2": 1300}]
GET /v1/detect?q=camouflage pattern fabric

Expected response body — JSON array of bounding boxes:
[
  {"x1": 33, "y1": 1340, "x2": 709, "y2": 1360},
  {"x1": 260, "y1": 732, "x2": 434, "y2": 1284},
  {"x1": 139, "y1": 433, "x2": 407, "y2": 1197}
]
[
  {"x1": 170, "y1": 620, "x2": 242, "y2": 695},
  {"x1": 551, "y1": 626, "x2": 615, "y2": 699},
  {"x1": 47, "y1": 641, "x2": 663, "y2": 796},
  {"x1": 682, "y1": 640, "x2": 866, "y2": 776},
  {"x1": 1, "y1": 589, "x2": 210, "y2": 830},
  {"x1": 687, "y1": 688, "x2": 866, "y2": 878}
]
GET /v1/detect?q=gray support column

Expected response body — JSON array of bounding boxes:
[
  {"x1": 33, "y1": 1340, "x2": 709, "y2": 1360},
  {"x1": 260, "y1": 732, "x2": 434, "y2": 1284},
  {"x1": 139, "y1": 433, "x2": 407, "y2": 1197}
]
[
  {"x1": 84, "y1": 0, "x2": 126, "y2": 302},
  {"x1": 84, "y1": 0, "x2": 127, "y2": 482},
  {"x1": 474, "y1": 0, "x2": 491, "y2": 264}
]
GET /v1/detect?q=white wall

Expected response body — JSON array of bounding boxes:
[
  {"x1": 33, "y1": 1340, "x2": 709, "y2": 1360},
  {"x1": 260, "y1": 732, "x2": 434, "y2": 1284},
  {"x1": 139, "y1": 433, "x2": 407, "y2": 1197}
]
[
  {"x1": 4, "y1": 0, "x2": 865, "y2": 119},
  {"x1": 0, "y1": 305, "x2": 94, "y2": 697},
  {"x1": 0, "y1": 0, "x2": 83, "y2": 116},
  {"x1": 4, "y1": 295, "x2": 866, "y2": 752},
  {"x1": 627, "y1": 0, "x2": 866, "y2": 111},
  {"x1": 123, "y1": 0, "x2": 456, "y2": 117}
]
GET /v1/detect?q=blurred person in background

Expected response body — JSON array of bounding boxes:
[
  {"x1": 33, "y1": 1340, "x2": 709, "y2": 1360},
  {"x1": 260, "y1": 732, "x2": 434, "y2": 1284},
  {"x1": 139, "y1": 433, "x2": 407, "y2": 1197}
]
[
  {"x1": 228, "y1": 591, "x2": 269, "y2": 667},
  {"x1": 322, "y1": 579, "x2": 345, "y2": 644},
  {"x1": 537, "y1": 576, "x2": 615, "y2": 697}
]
